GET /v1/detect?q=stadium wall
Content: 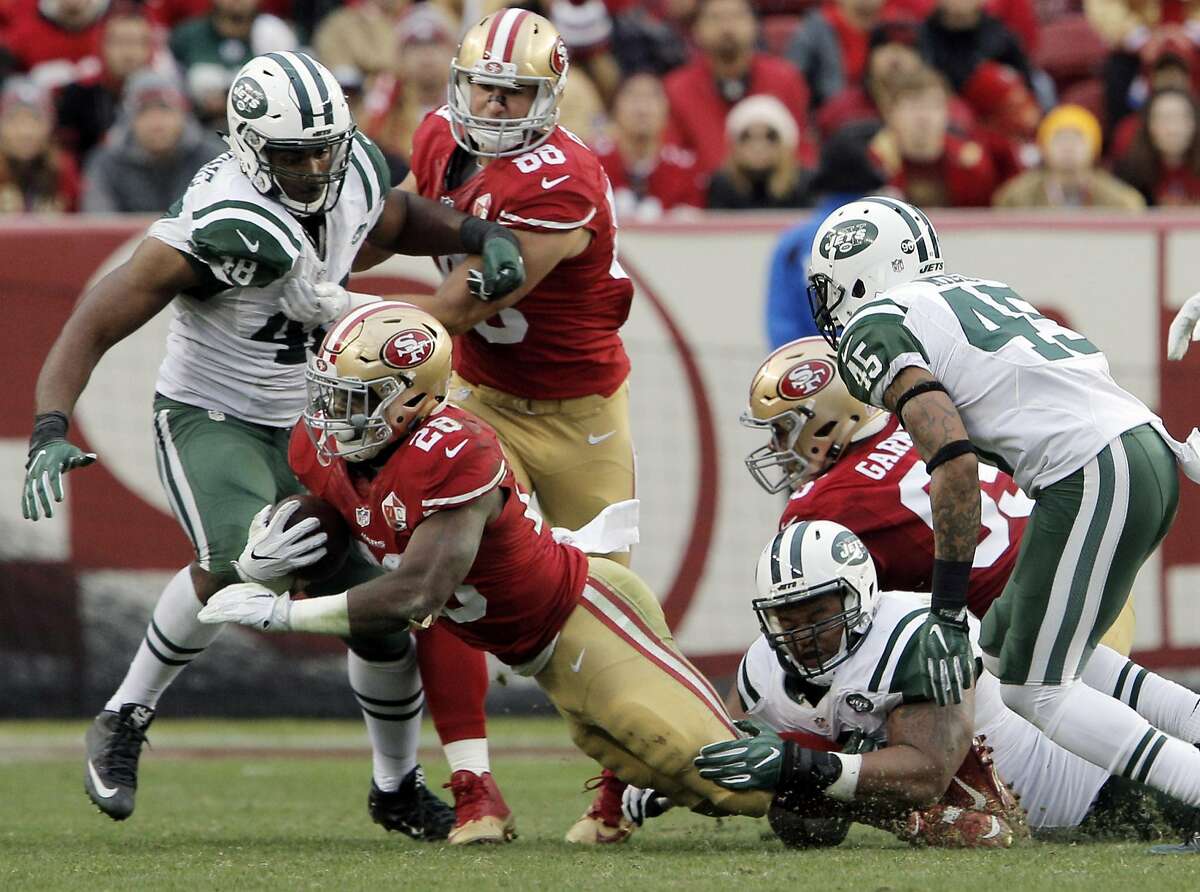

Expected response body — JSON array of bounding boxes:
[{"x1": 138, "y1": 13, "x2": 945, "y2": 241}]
[{"x1": 4, "y1": 212, "x2": 1199, "y2": 717}]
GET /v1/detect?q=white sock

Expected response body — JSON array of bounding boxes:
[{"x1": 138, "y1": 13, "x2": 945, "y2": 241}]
[
  {"x1": 105, "y1": 567, "x2": 222, "y2": 712},
  {"x1": 1001, "y1": 679, "x2": 1200, "y2": 807},
  {"x1": 348, "y1": 642, "x2": 423, "y2": 793},
  {"x1": 444, "y1": 738, "x2": 491, "y2": 776},
  {"x1": 1082, "y1": 645, "x2": 1200, "y2": 744}
]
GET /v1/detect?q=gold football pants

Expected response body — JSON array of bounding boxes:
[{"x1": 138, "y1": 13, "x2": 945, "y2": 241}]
[
  {"x1": 449, "y1": 373, "x2": 636, "y2": 566},
  {"x1": 535, "y1": 558, "x2": 771, "y2": 817}
]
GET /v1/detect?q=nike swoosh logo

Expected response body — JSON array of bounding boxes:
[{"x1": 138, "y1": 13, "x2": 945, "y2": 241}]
[
  {"x1": 952, "y1": 777, "x2": 989, "y2": 811},
  {"x1": 444, "y1": 441, "x2": 467, "y2": 459},
  {"x1": 87, "y1": 760, "x2": 118, "y2": 798},
  {"x1": 236, "y1": 229, "x2": 260, "y2": 252},
  {"x1": 752, "y1": 746, "x2": 781, "y2": 769},
  {"x1": 931, "y1": 624, "x2": 948, "y2": 651},
  {"x1": 587, "y1": 430, "x2": 616, "y2": 445},
  {"x1": 570, "y1": 649, "x2": 586, "y2": 673},
  {"x1": 980, "y1": 816, "x2": 1002, "y2": 839},
  {"x1": 541, "y1": 175, "x2": 571, "y2": 189}
]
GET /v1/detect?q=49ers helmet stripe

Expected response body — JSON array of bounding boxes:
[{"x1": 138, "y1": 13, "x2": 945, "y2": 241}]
[
  {"x1": 488, "y1": 8, "x2": 531, "y2": 61},
  {"x1": 321, "y1": 301, "x2": 406, "y2": 358}
]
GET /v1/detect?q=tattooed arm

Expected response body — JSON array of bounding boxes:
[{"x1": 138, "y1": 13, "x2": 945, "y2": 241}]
[
  {"x1": 883, "y1": 367, "x2": 980, "y2": 564},
  {"x1": 860, "y1": 693, "x2": 975, "y2": 805}
]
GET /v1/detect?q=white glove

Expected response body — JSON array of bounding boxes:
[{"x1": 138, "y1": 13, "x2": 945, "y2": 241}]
[
  {"x1": 198, "y1": 583, "x2": 293, "y2": 632},
  {"x1": 620, "y1": 785, "x2": 673, "y2": 827},
  {"x1": 235, "y1": 502, "x2": 327, "y2": 586},
  {"x1": 1168, "y1": 293, "x2": 1200, "y2": 360},
  {"x1": 280, "y1": 278, "x2": 350, "y2": 327}
]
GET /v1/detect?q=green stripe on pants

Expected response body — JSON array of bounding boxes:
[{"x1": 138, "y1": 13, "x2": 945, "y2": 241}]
[{"x1": 979, "y1": 424, "x2": 1179, "y2": 685}]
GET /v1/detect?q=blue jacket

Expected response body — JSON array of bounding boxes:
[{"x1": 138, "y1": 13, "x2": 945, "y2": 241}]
[{"x1": 764, "y1": 194, "x2": 860, "y2": 349}]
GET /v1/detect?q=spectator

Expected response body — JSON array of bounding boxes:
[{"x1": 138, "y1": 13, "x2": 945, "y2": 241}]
[
  {"x1": 1109, "y1": 29, "x2": 1196, "y2": 156},
  {"x1": 707, "y1": 94, "x2": 812, "y2": 209},
  {"x1": 549, "y1": 0, "x2": 623, "y2": 105},
  {"x1": 917, "y1": 0, "x2": 1034, "y2": 93},
  {"x1": 355, "y1": 4, "x2": 456, "y2": 168},
  {"x1": 0, "y1": 78, "x2": 80, "y2": 211},
  {"x1": 787, "y1": 0, "x2": 887, "y2": 109},
  {"x1": 607, "y1": 4, "x2": 689, "y2": 76},
  {"x1": 870, "y1": 65, "x2": 1002, "y2": 205},
  {"x1": 56, "y1": 5, "x2": 154, "y2": 160},
  {"x1": 994, "y1": 103, "x2": 1145, "y2": 207},
  {"x1": 1115, "y1": 87, "x2": 1200, "y2": 205},
  {"x1": 312, "y1": 0, "x2": 410, "y2": 81},
  {"x1": 765, "y1": 119, "x2": 886, "y2": 348},
  {"x1": 169, "y1": 0, "x2": 296, "y2": 128},
  {"x1": 663, "y1": 0, "x2": 812, "y2": 176},
  {"x1": 0, "y1": 0, "x2": 108, "y2": 88},
  {"x1": 594, "y1": 72, "x2": 705, "y2": 220},
  {"x1": 81, "y1": 70, "x2": 225, "y2": 212}
]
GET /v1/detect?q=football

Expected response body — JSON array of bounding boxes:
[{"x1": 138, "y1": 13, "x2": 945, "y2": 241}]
[{"x1": 273, "y1": 493, "x2": 351, "y2": 585}]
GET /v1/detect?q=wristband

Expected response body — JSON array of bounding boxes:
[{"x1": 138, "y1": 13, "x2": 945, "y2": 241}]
[
  {"x1": 289, "y1": 591, "x2": 351, "y2": 636},
  {"x1": 460, "y1": 216, "x2": 518, "y2": 255},
  {"x1": 926, "y1": 440, "x2": 974, "y2": 474},
  {"x1": 931, "y1": 558, "x2": 972, "y2": 618},
  {"x1": 30, "y1": 411, "x2": 69, "y2": 450},
  {"x1": 824, "y1": 753, "x2": 862, "y2": 802}
]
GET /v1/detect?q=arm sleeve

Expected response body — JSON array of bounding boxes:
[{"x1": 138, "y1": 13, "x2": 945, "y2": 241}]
[{"x1": 836, "y1": 304, "x2": 931, "y2": 407}]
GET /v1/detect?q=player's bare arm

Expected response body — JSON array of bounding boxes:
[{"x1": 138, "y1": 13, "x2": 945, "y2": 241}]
[
  {"x1": 346, "y1": 489, "x2": 501, "y2": 637},
  {"x1": 398, "y1": 225, "x2": 591, "y2": 335},
  {"x1": 858, "y1": 695, "x2": 975, "y2": 806},
  {"x1": 22, "y1": 238, "x2": 199, "y2": 520}
]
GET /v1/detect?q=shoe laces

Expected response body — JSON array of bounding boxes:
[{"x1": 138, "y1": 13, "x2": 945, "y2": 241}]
[
  {"x1": 444, "y1": 772, "x2": 487, "y2": 811},
  {"x1": 101, "y1": 719, "x2": 151, "y2": 787}
]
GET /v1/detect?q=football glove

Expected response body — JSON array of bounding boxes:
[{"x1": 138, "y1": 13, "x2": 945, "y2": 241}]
[
  {"x1": 1168, "y1": 292, "x2": 1200, "y2": 360},
  {"x1": 917, "y1": 608, "x2": 975, "y2": 706},
  {"x1": 468, "y1": 232, "x2": 525, "y2": 302},
  {"x1": 234, "y1": 502, "x2": 327, "y2": 587},
  {"x1": 280, "y1": 277, "x2": 350, "y2": 327},
  {"x1": 22, "y1": 412, "x2": 97, "y2": 521},
  {"x1": 198, "y1": 582, "x2": 293, "y2": 632},
  {"x1": 620, "y1": 786, "x2": 673, "y2": 827},
  {"x1": 694, "y1": 719, "x2": 842, "y2": 795}
]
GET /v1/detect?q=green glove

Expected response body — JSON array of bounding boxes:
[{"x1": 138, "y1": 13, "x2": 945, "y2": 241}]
[
  {"x1": 694, "y1": 719, "x2": 788, "y2": 792},
  {"x1": 22, "y1": 411, "x2": 97, "y2": 521},
  {"x1": 916, "y1": 608, "x2": 975, "y2": 706},
  {"x1": 470, "y1": 232, "x2": 526, "y2": 302}
]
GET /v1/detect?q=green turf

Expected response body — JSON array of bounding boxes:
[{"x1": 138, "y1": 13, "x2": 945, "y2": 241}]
[{"x1": 1, "y1": 718, "x2": 1196, "y2": 891}]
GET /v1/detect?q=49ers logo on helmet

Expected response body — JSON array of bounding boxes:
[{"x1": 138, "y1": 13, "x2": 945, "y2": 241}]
[
  {"x1": 550, "y1": 37, "x2": 568, "y2": 75},
  {"x1": 381, "y1": 328, "x2": 436, "y2": 369},
  {"x1": 779, "y1": 359, "x2": 834, "y2": 399}
]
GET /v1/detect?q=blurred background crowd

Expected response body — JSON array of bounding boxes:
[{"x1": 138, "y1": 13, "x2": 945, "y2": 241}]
[{"x1": 1, "y1": 0, "x2": 1199, "y2": 218}]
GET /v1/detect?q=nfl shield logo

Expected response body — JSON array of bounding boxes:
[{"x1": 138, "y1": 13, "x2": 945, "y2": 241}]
[{"x1": 355, "y1": 506, "x2": 371, "y2": 527}]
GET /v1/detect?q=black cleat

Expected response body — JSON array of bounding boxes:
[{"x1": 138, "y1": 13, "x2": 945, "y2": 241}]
[
  {"x1": 83, "y1": 703, "x2": 155, "y2": 821},
  {"x1": 368, "y1": 765, "x2": 455, "y2": 841}
]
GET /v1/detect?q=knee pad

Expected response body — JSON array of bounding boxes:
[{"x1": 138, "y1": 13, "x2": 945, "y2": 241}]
[
  {"x1": 998, "y1": 681, "x2": 1075, "y2": 734},
  {"x1": 345, "y1": 630, "x2": 415, "y2": 663}
]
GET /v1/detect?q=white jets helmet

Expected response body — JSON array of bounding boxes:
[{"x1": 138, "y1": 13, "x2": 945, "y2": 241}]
[
  {"x1": 807, "y1": 196, "x2": 943, "y2": 346},
  {"x1": 225, "y1": 52, "x2": 356, "y2": 216},
  {"x1": 753, "y1": 520, "x2": 879, "y2": 681}
]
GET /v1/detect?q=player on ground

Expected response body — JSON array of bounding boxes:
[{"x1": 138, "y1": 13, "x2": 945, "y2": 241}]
[
  {"x1": 374, "y1": 9, "x2": 639, "y2": 841},
  {"x1": 197, "y1": 303, "x2": 774, "y2": 824},
  {"x1": 21, "y1": 52, "x2": 525, "y2": 840},
  {"x1": 754, "y1": 195, "x2": 1200, "y2": 816}
]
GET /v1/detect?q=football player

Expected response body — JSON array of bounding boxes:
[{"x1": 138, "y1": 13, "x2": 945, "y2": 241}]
[
  {"x1": 786, "y1": 195, "x2": 1200, "y2": 812},
  {"x1": 365, "y1": 8, "x2": 640, "y2": 841},
  {"x1": 197, "y1": 303, "x2": 774, "y2": 825},
  {"x1": 22, "y1": 53, "x2": 525, "y2": 841}
]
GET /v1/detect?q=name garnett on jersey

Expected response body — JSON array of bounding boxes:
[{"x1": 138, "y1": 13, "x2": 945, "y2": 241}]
[
  {"x1": 146, "y1": 135, "x2": 391, "y2": 428},
  {"x1": 833, "y1": 274, "x2": 1157, "y2": 495}
]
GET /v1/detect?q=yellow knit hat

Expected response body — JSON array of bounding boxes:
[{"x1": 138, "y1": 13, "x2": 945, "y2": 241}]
[{"x1": 1037, "y1": 104, "x2": 1102, "y2": 160}]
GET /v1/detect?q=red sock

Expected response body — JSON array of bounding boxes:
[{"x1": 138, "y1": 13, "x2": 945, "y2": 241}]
[{"x1": 415, "y1": 623, "x2": 489, "y2": 744}]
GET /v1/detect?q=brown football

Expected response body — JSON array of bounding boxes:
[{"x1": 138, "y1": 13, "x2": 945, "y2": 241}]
[{"x1": 273, "y1": 494, "x2": 351, "y2": 584}]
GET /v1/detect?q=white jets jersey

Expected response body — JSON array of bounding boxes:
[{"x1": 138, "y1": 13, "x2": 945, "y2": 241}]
[
  {"x1": 147, "y1": 135, "x2": 390, "y2": 426},
  {"x1": 737, "y1": 590, "x2": 1108, "y2": 828},
  {"x1": 835, "y1": 275, "x2": 1157, "y2": 494}
]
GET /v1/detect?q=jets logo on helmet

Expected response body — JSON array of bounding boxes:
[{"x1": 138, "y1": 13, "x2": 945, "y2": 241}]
[
  {"x1": 807, "y1": 196, "x2": 943, "y2": 346},
  {"x1": 225, "y1": 51, "x2": 356, "y2": 216},
  {"x1": 381, "y1": 329, "x2": 436, "y2": 369},
  {"x1": 778, "y1": 359, "x2": 834, "y2": 400},
  {"x1": 832, "y1": 530, "x2": 870, "y2": 566}
]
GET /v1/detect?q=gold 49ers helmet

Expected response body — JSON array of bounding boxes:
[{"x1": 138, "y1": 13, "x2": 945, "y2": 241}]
[
  {"x1": 448, "y1": 8, "x2": 569, "y2": 157},
  {"x1": 304, "y1": 302, "x2": 453, "y2": 462},
  {"x1": 741, "y1": 336, "x2": 884, "y2": 493}
]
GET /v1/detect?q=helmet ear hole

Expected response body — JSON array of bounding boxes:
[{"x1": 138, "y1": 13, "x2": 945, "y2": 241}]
[{"x1": 852, "y1": 280, "x2": 866, "y2": 299}]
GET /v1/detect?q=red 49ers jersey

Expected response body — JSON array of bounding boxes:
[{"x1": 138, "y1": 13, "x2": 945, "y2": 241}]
[
  {"x1": 289, "y1": 405, "x2": 588, "y2": 665},
  {"x1": 779, "y1": 417, "x2": 1033, "y2": 617},
  {"x1": 409, "y1": 109, "x2": 634, "y2": 400}
]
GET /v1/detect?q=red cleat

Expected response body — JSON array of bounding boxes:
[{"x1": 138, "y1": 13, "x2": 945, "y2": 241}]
[
  {"x1": 564, "y1": 769, "x2": 634, "y2": 844},
  {"x1": 942, "y1": 736, "x2": 1030, "y2": 840},
  {"x1": 444, "y1": 771, "x2": 516, "y2": 845},
  {"x1": 901, "y1": 804, "x2": 1014, "y2": 848}
]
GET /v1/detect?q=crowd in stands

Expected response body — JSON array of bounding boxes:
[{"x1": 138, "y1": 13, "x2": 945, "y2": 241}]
[{"x1": 3, "y1": 0, "x2": 1200, "y2": 215}]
